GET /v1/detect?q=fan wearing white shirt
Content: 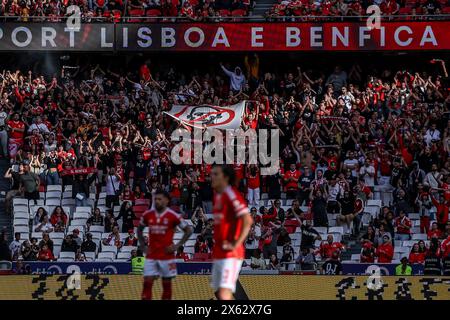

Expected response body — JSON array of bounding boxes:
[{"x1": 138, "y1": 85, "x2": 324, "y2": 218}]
[
  {"x1": 359, "y1": 159, "x2": 376, "y2": 187},
  {"x1": 424, "y1": 123, "x2": 441, "y2": 146}
]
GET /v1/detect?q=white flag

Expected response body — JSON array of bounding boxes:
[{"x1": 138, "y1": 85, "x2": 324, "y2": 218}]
[{"x1": 163, "y1": 101, "x2": 246, "y2": 130}]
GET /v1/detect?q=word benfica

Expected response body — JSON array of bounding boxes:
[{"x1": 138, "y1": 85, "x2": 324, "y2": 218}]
[{"x1": 118, "y1": 24, "x2": 438, "y2": 49}]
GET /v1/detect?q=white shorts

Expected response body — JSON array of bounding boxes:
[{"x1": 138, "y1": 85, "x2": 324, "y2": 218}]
[
  {"x1": 211, "y1": 258, "x2": 243, "y2": 293},
  {"x1": 144, "y1": 259, "x2": 177, "y2": 278}
]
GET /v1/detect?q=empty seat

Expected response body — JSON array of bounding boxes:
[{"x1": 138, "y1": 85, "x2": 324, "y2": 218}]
[
  {"x1": 75, "y1": 207, "x2": 92, "y2": 213},
  {"x1": 14, "y1": 226, "x2": 29, "y2": 234},
  {"x1": 46, "y1": 191, "x2": 62, "y2": 199},
  {"x1": 47, "y1": 185, "x2": 62, "y2": 192},
  {"x1": 45, "y1": 199, "x2": 61, "y2": 206},
  {"x1": 84, "y1": 252, "x2": 96, "y2": 261},
  {"x1": 73, "y1": 212, "x2": 90, "y2": 220},
  {"x1": 13, "y1": 212, "x2": 29, "y2": 220},
  {"x1": 13, "y1": 198, "x2": 29, "y2": 206},
  {"x1": 314, "y1": 227, "x2": 328, "y2": 235},
  {"x1": 89, "y1": 225, "x2": 105, "y2": 233},
  {"x1": 102, "y1": 246, "x2": 118, "y2": 254},
  {"x1": 59, "y1": 251, "x2": 75, "y2": 260},
  {"x1": 409, "y1": 213, "x2": 420, "y2": 220},
  {"x1": 64, "y1": 185, "x2": 73, "y2": 192},
  {"x1": 121, "y1": 246, "x2": 137, "y2": 252},
  {"x1": 117, "y1": 252, "x2": 131, "y2": 260},
  {"x1": 367, "y1": 200, "x2": 382, "y2": 207},
  {"x1": 97, "y1": 252, "x2": 115, "y2": 260},
  {"x1": 13, "y1": 218, "x2": 29, "y2": 226},
  {"x1": 411, "y1": 234, "x2": 427, "y2": 241},
  {"x1": 351, "y1": 254, "x2": 360, "y2": 261},
  {"x1": 53, "y1": 238, "x2": 63, "y2": 246},
  {"x1": 71, "y1": 220, "x2": 87, "y2": 227},
  {"x1": 328, "y1": 226, "x2": 344, "y2": 235},
  {"x1": 49, "y1": 232, "x2": 65, "y2": 239}
]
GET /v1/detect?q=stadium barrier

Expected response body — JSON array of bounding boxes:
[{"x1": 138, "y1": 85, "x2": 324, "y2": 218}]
[
  {"x1": 0, "y1": 21, "x2": 450, "y2": 51},
  {"x1": 0, "y1": 275, "x2": 448, "y2": 300},
  {"x1": 11, "y1": 261, "x2": 426, "y2": 275}
]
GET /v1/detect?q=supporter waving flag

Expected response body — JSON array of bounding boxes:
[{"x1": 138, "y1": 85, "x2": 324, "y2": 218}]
[{"x1": 163, "y1": 101, "x2": 246, "y2": 130}]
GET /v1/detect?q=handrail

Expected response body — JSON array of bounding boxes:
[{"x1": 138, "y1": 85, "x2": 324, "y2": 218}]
[{"x1": 0, "y1": 14, "x2": 448, "y2": 23}]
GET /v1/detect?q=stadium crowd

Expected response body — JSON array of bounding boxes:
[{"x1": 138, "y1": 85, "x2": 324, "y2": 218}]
[
  {"x1": 0, "y1": 52, "x2": 448, "y2": 275},
  {"x1": 0, "y1": 0, "x2": 252, "y2": 21},
  {"x1": 267, "y1": 0, "x2": 450, "y2": 18}
]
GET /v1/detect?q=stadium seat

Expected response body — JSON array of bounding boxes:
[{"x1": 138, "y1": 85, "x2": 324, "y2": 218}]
[
  {"x1": 135, "y1": 199, "x2": 150, "y2": 206},
  {"x1": 45, "y1": 199, "x2": 61, "y2": 206},
  {"x1": 59, "y1": 252, "x2": 75, "y2": 260},
  {"x1": 71, "y1": 220, "x2": 87, "y2": 227},
  {"x1": 13, "y1": 212, "x2": 29, "y2": 220},
  {"x1": 129, "y1": 9, "x2": 145, "y2": 22},
  {"x1": 75, "y1": 207, "x2": 92, "y2": 213},
  {"x1": 13, "y1": 198, "x2": 29, "y2": 206},
  {"x1": 102, "y1": 246, "x2": 118, "y2": 254},
  {"x1": 350, "y1": 254, "x2": 360, "y2": 261},
  {"x1": 13, "y1": 218, "x2": 29, "y2": 226},
  {"x1": 46, "y1": 185, "x2": 62, "y2": 192},
  {"x1": 49, "y1": 232, "x2": 65, "y2": 239},
  {"x1": 146, "y1": 8, "x2": 162, "y2": 17},
  {"x1": 121, "y1": 246, "x2": 137, "y2": 253},
  {"x1": 443, "y1": 6, "x2": 450, "y2": 14},
  {"x1": 73, "y1": 212, "x2": 90, "y2": 220},
  {"x1": 408, "y1": 213, "x2": 420, "y2": 220},
  {"x1": 193, "y1": 253, "x2": 210, "y2": 261},
  {"x1": 367, "y1": 200, "x2": 382, "y2": 207},
  {"x1": 117, "y1": 252, "x2": 131, "y2": 260},
  {"x1": 218, "y1": 9, "x2": 231, "y2": 16},
  {"x1": 14, "y1": 226, "x2": 29, "y2": 234},
  {"x1": 89, "y1": 225, "x2": 105, "y2": 233},
  {"x1": 97, "y1": 252, "x2": 115, "y2": 261},
  {"x1": 411, "y1": 234, "x2": 427, "y2": 241},
  {"x1": 328, "y1": 226, "x2": 344, "y2": 235},
  {"x1": 84, "y1": 252, "x2": 96, "y2": 261}
]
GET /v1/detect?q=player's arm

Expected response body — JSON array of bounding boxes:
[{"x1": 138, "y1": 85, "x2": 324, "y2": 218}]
[
  {"x1": 223, "y1": 212, "x2": 253, "y2": 251},
  {"x1": 167, "y1": 220, "x2": 193, "y2": 254},
  {"x1": 137, "y1": 220, "x2": 147, "y2": 254}
]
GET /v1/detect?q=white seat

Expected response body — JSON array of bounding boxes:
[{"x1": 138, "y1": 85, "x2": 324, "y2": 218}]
[
  {"x1": 411, "y1": 234, "x2": 427, "y2": 241},
  {"x1": 75, "y1": 207, "x2": 92, "y2": 213},
  {"x1": 98, "y1": 192, "x2": 107, "y2": 199},
  {"x1": 68, "y1": 225, "x2": 85, "y2": 234},
  {"x1": 46, "y1": 191, "x2": 61, "y2": 199},
  {"x1": 62, "y1": 191, "x2": 73, "y2": 199},
  {"x1": 409, "y1": 213, "x2": 420, "y2": 220},
  {"x1": 394, "y1": 240, "x2": 403, "y2": 247},
  {"x1": 403, "y1": 241, "x2": 415, "y2": 247},
  {"x1": 97, "y1": 198, "x2": 106, "y2": 206},
  {"x1": 121, "y1": 246, "x2": 137, "y2": 253},
  {"x1": 394, "y1": 246, "x2": 410, "y2": 253},
  {"x1": 53, "y1": 245, "x2": 61, "y2": 257},
  {"x1": 285, "y1": 199, "x2": 293, "y2": 206},
  {"x1": 58, "y1": 257, "x2": 75, "y2": 262},
  {"x1": 101, "y1": 246, "x2": 118, "y2": 254},
  {"x1": 59, "y1": 251, "x2": 75, "y2": 259},
  {"x1": 117, "y1": 252, "x2": 131, "y2": 260},
  {"x1": 89, "y1": 225, "x2": 105, "y2": 233},
  {"x1": 71, "y1": 219, "x2": 87, "y2": 227},
  {"x1": 53, "y1": 238, "x2": 63, "y2": 246},
  {"x1": 97, "y1": 252, "x2": 115, "y2": 260},
  {"x1": 73, "y1": 212, "x2": 90, "y2": 220},
  {"x1": 49, "y1": 232, "x2": 65, "y2": 239},
  {"x1": 367, "y1": 200, "x2": 382, "y2": 208},
  {"x1": 64, "y1": 185, "x2": 73, "y2": 192},
  {"x1": 329, "y1": 233, "x2": 342, "y2": 243},
  {"x1": 185, "y1": 239, "x2": 196, "y2": 247},
  {"x1": 62, "y1": 198, "x2": 75, "y2": 206},
  {"x1": 84, "y1": 252, "x2": 96, "y2": 261},
  {"x1": 13, "y1": 212, "x2": 30, "y2": 220},
  {"x1": 45, "y1": 199, "x2": 61, "y2": 206},
  {"x1": 13, "y1": 198, "x2": 29, "y2": 205},
  {"x1": 47, "y1": 185, "x2": 62, "y2": 192},
  {"x1": 314, "y1": 227, "x2": 328, "y2": 235},
  {"x1": 351, "y1": 254, "x2": 360, "y2": 261},
  {"x1": 14, "y1": 226, "x2": 29, "y2": 234},
  {"x1": 184, "y1": 246, "x2": 195, "y2": 254},
  {"x1": 328, "y1": 226, "x2": 344, "y2": 235},
  {"x1": 13, "y1": 218, "x2": 29, "y2": 226},
  {"x1": 364, "y1": 206, "x2": 379, "y2": 218},
  {"x1": 31, "y1": 232, "x2": 44, "y2": 240},
  {"x1": 29, "y1": 199, "x2": 44, "y2": 206}
]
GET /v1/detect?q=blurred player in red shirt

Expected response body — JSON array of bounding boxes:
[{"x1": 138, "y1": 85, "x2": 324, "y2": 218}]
[
  {"x1": 211, "y1": 165, "x2": 253, "y2": 300},
  {"x1": 137, "y1": 190, "x2": 193, "y2": 300}
]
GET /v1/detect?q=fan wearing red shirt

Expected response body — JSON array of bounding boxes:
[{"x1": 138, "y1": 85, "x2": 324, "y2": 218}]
[
  {"x1": 210, "y1": 165, "x2": 253, "y2": 300},
  {"x1": 408, "y1": 243, "x2": 425, "y2": 264},
  {"x1": 38, "y1": 244, "x2": 55, "y2": 261},
  {"x1": 394, "y1": 211, "x2": 412, "y2": 241},
  {"x1": 430, "y1": 192, "x2": 450, "y2": 231},
  {"x1": 283, "y1": 163, "x2": 301, "y2": 199},
  {"x1": 428, "y1": 222, "x2": 443, "y2": 239},
  {"x1": 318, "y1": 235, "x2": 344, "y2": 259},
  {"x1": 246, "y1": 164, "x2": 260, "y2": 207},
  {"x1": 441, "y1": 235, "x2": 450, "y2": 259},
  {"x1": 137, "y1": 190, "x2": 193, "y2": 300},
  {"x1": 376, "y1": 235, "x2": 394, "y2": 263},
  {"x1": 360, "y1": 240, "x2": 375, "y2": 263},
  {"x1": 6, "y1": 113, "x2": 25, "y2": 158}
]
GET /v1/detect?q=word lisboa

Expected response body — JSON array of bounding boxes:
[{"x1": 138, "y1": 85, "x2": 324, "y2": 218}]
[{"x1": 170, "y1": 128, "x2": 280, "y2": 176}]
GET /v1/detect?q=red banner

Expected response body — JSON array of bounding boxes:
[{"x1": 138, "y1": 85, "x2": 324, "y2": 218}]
[
  {"x1": 60, "y1": 167, "x2": 97, "y2": 176},
  {"x1": 117, "y1": 21, "x2": 450, "y2": 51}
]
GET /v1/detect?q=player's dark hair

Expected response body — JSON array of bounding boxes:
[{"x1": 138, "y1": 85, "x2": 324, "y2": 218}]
[
  {"x1": 155, "y1": 189, "x2": 171, "y2": 200},
  {"x1": 213, "y1": 164, "x2": 236, "y2": 186}
]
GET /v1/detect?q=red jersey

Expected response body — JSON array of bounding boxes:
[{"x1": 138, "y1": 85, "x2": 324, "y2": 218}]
[
  {"x1": 212, "y1": 186, "x2": 249, "y2": 259},
  {"x1": 283, "y1": 169, "x2": 300, "y2": 191},
  {"x1": 246, "y1": 168, "x2": 260, "y2": 189},
  {"x1": 409, "y1": 252, "x2": 425, "y2": 264},
  {"x1": 7, "y1": 120, "x2": 25, "y2": 140},
  {"x1": 394, "y1": 216, "x2": 412, "y2": 234},
  {"x1": 376, "y1": 242, "x2": 394, "y2": 263},
  {"x1": 441, "y1": 236, "x2": 450, "y2": 258},
  {"x1": 319, "y1": 241, "x2": 344, "y2": 259},
  {"x1": 140, "y1": 208, "x2": 187, "y2": 260}
]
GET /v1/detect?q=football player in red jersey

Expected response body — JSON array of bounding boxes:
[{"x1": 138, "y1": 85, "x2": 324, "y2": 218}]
[
  {"x1": 137, "y1": 190, "x2": 193, "y2": 300},
  {"x1": 210, "y1": 165, "x2": 253, "y2": 300}
]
